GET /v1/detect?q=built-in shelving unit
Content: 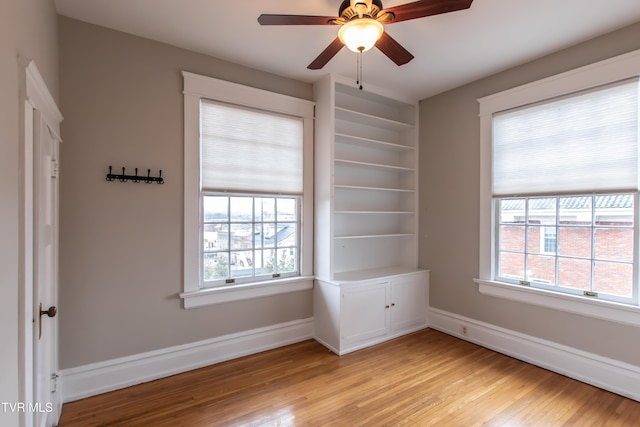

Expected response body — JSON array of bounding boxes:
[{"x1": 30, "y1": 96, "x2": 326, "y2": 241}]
[
  {"x1": 313, "y1": 75, "x2": 428, "y2": 355},
  {"x1": 314, "y1": 74, "x2": 420, "y2": 282}
]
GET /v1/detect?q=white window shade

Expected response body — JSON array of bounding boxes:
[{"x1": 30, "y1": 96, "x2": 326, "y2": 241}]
[
  {"x1": 492, "y1": 78, "x2": 639, "y2": 197},
  {"x1": 201, "y1": 99, "x2": 304, "y2": 194}
]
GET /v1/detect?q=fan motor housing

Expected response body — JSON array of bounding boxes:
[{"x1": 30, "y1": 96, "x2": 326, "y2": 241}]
[{"x1": 339, "y1": 0, "x2": 384, "y2": 20}]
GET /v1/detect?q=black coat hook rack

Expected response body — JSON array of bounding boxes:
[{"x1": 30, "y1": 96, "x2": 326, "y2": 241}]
[{"x1": 106, "y1": 166, "x2": 164, "y2": 184}]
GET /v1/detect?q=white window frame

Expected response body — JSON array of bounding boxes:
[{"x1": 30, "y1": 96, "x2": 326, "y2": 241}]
[
  {"x1": 476, "y1": 49, "x2": 640, "y2": 327},
  {"x1": 180, "y1": 72, "x2": 314, "y2": 308}
]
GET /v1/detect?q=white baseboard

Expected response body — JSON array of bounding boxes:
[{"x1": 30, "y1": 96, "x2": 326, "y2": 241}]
[
  {"x1": 60, "y1": 317, "x2": 314, "y2": 403},
  {"x1": 428, "y1": 308, "x2": 640, "y2": 402},
  {"x1": 59, "y1": 312, "x2": 640, "y2": 404}
]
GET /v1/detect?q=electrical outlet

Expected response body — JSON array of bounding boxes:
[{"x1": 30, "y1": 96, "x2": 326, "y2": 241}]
[{"x1": 461, "y1": 325, "x2": 468, "y2": 336}]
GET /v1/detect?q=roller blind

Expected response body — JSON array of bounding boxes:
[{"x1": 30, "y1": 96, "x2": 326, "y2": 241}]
[
  {"x1": 492, "y1": 78, "x2": 639, "y2": 197},
  {"x1": 201, "y1": 99, "x2": 304, "y2": 194}
]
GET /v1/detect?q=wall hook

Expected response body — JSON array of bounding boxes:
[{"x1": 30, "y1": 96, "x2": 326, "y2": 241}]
[
  {"x1": 106, "y1": 166, "x2": 115, "y2": 182},
  {"x1": 106, "y1": 165, "x2": 165, "y2": 184}
]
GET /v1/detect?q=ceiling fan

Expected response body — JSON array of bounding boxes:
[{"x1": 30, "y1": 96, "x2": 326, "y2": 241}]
[{"x1": 258, "y1": 0, "x2": 474, "y2": 70}]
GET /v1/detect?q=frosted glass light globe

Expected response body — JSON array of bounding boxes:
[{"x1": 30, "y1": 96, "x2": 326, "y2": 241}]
[{"x1": 338, "y1": 18, "x2": 384, "y2": 52}]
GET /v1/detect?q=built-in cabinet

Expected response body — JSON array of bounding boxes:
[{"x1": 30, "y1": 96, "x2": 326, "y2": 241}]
[
  {"x1": 313, "y1": 75, "x2": 428, "y2": 354},
  {"x1": 314, "y1": 270, "x2": 429, "y2": 355}
]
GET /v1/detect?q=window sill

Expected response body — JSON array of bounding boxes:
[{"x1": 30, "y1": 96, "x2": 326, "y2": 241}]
[
  {"x1": 474, "y1": 278, "x2": 640, "y2": 327},
  {"x1": 180, "y1": 276, "x2": 314, "y2": 309}
]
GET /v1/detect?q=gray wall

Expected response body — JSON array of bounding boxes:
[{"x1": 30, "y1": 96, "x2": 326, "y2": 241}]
[
  {"x1": 419, "y1": 22, "x2": 640, "y2": 365},
  {"x1": 1, "y1": 0, "x2": 58, "y2": 425},
  {"x1": 57, "y1": 12, "x2": 640, "y2": 373},
  {"x1": 58, "y1": 17, "x2": 314, "y2": 370}
]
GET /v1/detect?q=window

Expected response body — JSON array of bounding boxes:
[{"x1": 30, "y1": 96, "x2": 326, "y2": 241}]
[
  {"x1": 498, "y1": 194, "x2": 635, "y2": 303},
  {"x1": 477, "y1": 49, "x2": 640, "y2": 325},
  {"x1": 199, "y1": 99, "x2": 304, "y2": 286},
  {"x1": 203, "y1": 194, "x2": 300, "y2": 285},
  {"x1": 542, "y1": 226, "x2": 556, "y2": 254},
  {"x1": 181, "y1": 72, "x2": 314, "y2": 308}
]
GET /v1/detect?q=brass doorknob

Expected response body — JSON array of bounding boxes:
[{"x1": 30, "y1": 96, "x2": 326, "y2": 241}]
[{"x1": 40, "y1": 304, "x2": 57, "y2": 318}]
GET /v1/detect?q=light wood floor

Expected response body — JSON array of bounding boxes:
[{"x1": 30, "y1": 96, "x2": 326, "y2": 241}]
[{"x1": 58, "y1": 329, "x2": 640, "y2": 426}]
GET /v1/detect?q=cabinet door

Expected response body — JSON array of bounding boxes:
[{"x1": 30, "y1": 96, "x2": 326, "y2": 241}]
[
  {"x1": 390, "y1": 275, "x2": 427, "y2": 332},
  {"x1": 341, "y1": 282, "x2": 389, "y2": 345}
]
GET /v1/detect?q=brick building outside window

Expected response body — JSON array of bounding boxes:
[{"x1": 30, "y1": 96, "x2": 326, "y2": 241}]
[{"x1": 498, "y1": 194, "x2": 634, "y2": 299}]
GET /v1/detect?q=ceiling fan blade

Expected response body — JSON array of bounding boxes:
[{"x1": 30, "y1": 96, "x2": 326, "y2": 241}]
[
  {"x1": 375, "y1": 32, "x2": 414, "y2": 66},
  {"x1": 258, "y1": 14, "x2": 337, "y2": 26},
  {"x1": 382, "y1": 0, "x2": 473, "y2": 24},
  {"x1": 308, "y1": 38, "x2": 345, "y2": 70}
]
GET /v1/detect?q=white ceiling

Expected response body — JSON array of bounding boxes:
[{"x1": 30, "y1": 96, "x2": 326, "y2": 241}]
[{"x1": 54, "y1": 0, "x2": 640, "y2": 100}]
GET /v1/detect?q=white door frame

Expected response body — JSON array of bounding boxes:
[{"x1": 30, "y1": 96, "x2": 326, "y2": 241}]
[{"x1": 18, "y1": 59, "x2": 63, "y2": 427}]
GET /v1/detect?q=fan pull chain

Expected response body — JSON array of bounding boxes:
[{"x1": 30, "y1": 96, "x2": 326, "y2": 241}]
[{"x1": 357, "y1": 47, "x2": 364, "y2": 90}]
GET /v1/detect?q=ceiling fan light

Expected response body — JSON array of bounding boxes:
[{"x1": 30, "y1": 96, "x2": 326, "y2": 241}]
[{"x1": 338, "y1": 18, "x2": 384, "y2": 53}]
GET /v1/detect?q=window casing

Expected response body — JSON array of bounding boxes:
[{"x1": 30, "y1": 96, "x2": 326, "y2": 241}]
[
  {"x1": 477, "y1": 49, "x2": 640, "y2": 326},
  {"x1": 181, "y1": 72, "x2": 314, "y2": 308}
]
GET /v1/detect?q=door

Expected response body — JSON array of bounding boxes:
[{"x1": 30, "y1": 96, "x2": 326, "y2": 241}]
[
  {"x1": 20, "y1": 59, "x2": 63, "y2": 427},
  {"x1": 33, "y1": 111, "x2": 60, "y2": 427},
  {"x1": 390, "y1": 274, "x2": 427, "y2": 332},
  {"x1": 341, "y1": 282, "x2": 390, "y2": 346}
]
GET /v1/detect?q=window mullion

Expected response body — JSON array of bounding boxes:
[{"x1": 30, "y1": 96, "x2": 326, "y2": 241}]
[
  {"x1": 274, "y1": 198, "x2": 279, "y2": 274},
  {"x1": 226, "y1": 197, "x2": 231, "y2": 280},
  {"x1": 524, "y1": 198, "x2": 530, "y2": 282},
  {"x1": 635, "y1": 193, "x2": 639, "y2": 303},
  {"x1": 298, "y1": 197, "x2": 302, "y2": 273},
  {"x1": 495, "y1": 198, "x2": 501, "y2": 280},
  {"x1": 252, "y1": 197, "x2": 256, "y2": 278},
  {"x1": 555, "y1": 197, "x2": 560, "y2": 288},
  {"x1": 591, "y1": 195, "x2": 596, "y2": 293}
]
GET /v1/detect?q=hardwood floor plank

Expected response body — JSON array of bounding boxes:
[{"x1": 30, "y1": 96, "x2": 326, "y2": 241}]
[{"x1": 58, "y1": 329, "x2": 640, "y2": 426}]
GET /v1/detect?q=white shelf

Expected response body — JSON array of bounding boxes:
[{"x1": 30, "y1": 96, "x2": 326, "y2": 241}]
[
  {"x1": 335, "y1": 137, "x2": 415, "y2": 173},
  {"x1": 335, "y1": 133, "x2": 415, "y2": 152},
  {"x1": 334, "y1": 233, "x2": 414, "y2": 240},
  {"x1": 334, "y1": 159, "x2": 414, "y2": 173},
  {"x1": 335, "y1": 107, "x2": 414, "y2": 131},
  {"x1": 334, "y1": 210, "x2": 413, "y2": 214},
  {"x1": 334, "y1": 189, "x2": 414, "y2": 213},
  {"x1": 334, "y1": 81, "x2": 416, "y2": 125},
  {"x1": 334, "y1": 184, "x2": 414, "y2": 193},
  {"x1": 332, "y1": 267, "x2": 427, "y2": 283}
]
